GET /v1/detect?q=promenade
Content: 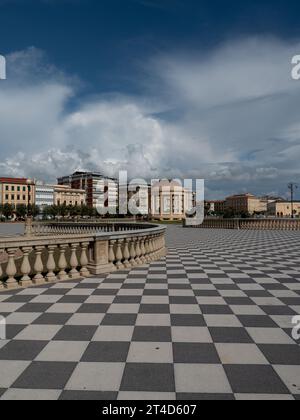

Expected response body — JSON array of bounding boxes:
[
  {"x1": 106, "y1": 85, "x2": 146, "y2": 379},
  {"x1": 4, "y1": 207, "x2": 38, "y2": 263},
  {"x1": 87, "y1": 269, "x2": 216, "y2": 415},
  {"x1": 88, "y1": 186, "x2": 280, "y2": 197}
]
[{"x1": 0, "y1": 226, "x2": 300, "y2": 400}]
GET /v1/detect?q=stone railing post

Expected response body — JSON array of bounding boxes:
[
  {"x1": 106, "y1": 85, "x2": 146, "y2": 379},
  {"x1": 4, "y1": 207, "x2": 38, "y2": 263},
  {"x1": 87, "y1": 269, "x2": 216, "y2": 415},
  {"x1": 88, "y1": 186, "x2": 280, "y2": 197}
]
[
  {"x1": 129, "y1": 238, "x2": 137, "y2": 266},
  {"x1": 123, "y1": 239, "x2": 131, "y2": 269},
  {"x1": 6, "y1": 248, "x2": 18, "y2": 289},
  {"x1": 80, "y1": 242, "x2": 90, "y2": 278},
  {"x1": 140, "y1": 237, "x2": 146, "y2": 263},
  {"x1": 88, "y1": 238, "x2": 116, "y2": 275},
  {"x1": 69, "y1": 243, "x2": 80, "y2": 279},
  {"x1": 58, "y1": 244, "x2": 68, "y2": 281},
  {"x1": 0, "y1": 248, "x2": 5, "y2": 289},
  {"x1": 20, "y1": 246, "x2": 33, "y2": 288},
  {"x1": 33, "y1": 246, "x2": 46, "y2": 285},
  {"x1": 46, "y1": 245, "x2": 57, "y2": 283},
  {"x1": 115, "y1": 240, "x2": 124, "y2": 270},
  {"x1": 108, "y1": 240, "x2": 116, "y2": 267},
  {"x1": 144, "y1": 237, "x2": 151, "y2": 263},
  {"x1": 135, "y1": 238, "x2": 142, "y2": 265}
]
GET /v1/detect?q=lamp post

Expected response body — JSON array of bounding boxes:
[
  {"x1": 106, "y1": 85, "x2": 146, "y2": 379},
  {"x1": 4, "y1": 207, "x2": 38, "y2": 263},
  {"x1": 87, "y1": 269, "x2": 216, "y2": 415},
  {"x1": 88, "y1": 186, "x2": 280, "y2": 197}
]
[
  {"x1": 25, "y1": 179, "x2": 33, "y2": 236},
  {"x1": 288, "y1": 183, "x2": 298, "y2": 219}
]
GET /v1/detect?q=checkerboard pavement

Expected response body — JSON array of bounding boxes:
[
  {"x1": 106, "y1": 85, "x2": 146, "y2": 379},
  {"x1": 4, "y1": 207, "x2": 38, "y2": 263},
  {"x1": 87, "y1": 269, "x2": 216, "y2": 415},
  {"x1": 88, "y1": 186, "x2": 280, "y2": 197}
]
[{"x1": 0, "y1": 226, "x2": 300, "y2": 400}]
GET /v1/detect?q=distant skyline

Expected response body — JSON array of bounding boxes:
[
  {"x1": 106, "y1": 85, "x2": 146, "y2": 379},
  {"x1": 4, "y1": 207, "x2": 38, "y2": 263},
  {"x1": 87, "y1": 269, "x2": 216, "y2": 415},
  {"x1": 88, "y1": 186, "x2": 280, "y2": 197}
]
[{"x1": 1, "y1": 0, "x2": 300, "y2": 200}]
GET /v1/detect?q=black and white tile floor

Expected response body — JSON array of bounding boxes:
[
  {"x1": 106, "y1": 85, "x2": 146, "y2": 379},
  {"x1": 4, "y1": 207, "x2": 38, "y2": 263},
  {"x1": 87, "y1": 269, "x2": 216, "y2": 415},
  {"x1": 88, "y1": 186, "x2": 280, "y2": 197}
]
[{"x1": 0, "y1": 226, "x2": 300, "y2": 400}]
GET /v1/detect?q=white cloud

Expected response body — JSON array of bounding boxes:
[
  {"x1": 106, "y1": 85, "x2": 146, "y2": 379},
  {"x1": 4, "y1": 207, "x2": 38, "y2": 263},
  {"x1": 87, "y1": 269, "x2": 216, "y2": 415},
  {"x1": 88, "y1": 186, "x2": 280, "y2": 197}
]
[{"x1": 1, "y1": 39, "x2": 300, "y2": 199}]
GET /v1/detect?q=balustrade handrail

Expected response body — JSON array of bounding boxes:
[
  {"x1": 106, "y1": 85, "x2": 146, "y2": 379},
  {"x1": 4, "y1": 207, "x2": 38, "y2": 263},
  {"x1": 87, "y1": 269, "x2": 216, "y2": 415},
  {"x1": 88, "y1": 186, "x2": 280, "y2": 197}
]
[
  {"x1": 0, "y1": 224, "x2": 166, "y2": 247},
  {"x1": 0, "y1": 223, "x2": 167, "y2": 290},
  {"x1": 184, "y1": 217, "x2": 300, "y2": 230}
]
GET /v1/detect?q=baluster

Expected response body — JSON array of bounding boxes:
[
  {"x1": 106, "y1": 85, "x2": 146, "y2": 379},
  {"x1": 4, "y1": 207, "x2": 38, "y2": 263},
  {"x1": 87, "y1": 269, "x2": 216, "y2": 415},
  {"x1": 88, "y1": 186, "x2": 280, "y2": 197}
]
[
  {"x1": 33, "y1": 246, "x2": 46, "y2": 284},
  {"x1": 0, "y1": 248, "x2": 4, "y2": 289},
  {"x1": 140, "y1": 237, "x2": 146, "y2": 263},
  {"x1": 157, "y1": 235, "x2": 162, "y2": 257},
  {"x1": 20, "y1": 247, "x2": 33, "y2": 287},
  {"x1": 80, "y1": 242, "x2": 90, "y2": 277},
  {"x1": 129, "y1": 238, "x2": 137, "y2": 266},
  {"x1": 46, "y1": 245, "x2": 57, "y2": 282},
  {"x1": 69, "y1": 243, "x2": 80, "y2": 279},
  {"x1": 144, "y1": 237, "x2": 151, "y2": 263},
  {"x1": 148, "y1": 236, "x2": 154, "y2": 261},
  {"x1": 115, "y1": 239, "x2": 124, "y2": 270},
  {"x1": 154, "y1": 235, "x2": 159, "y2": 258},
  {"x1": 123, "y1": 238, "x2": 131, "y2": 269},
  {"x1": 135, "y1": 237, "x2": 142, "y2": 265},
  {"x1": 6, "y1": 248, "x2": 18, "y2": 289},
  {"x1": 109, "y1": 240, "x2": 116, "y2": 266},
  {"x1": 58, "y1": 244, "x2": 68, "y2": 281}
]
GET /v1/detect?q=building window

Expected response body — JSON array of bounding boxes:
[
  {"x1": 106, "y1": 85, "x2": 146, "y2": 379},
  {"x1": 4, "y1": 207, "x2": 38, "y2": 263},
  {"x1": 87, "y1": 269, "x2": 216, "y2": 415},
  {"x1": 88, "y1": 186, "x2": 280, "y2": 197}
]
[
  {"x1": 11, "y1": 186, "x2": 15, "y2": 191},
  {"x1": 11, "y1": 195, "x2": 14, "y2": 200},
  {"x1": 5, "y1": 194, "x2": 8, "y2": 200},
  {"x1": 5, "y1": 186, "x2": 9, "y2": 191}
]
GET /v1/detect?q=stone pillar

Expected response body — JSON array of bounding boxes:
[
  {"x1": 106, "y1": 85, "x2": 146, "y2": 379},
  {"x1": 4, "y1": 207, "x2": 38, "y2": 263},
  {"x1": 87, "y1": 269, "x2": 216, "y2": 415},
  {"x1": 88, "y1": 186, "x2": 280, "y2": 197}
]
[
  {"x1": 129, "y1": 238, "x2": 137, "y2": 266},
  {"x1": 24, "y1": 216, "x2": 34, "y2": 237},
  {"x1": 69, "y1": 243, "x2": 80, "y2": 279},
  {"x1": 33, "y1": 246, "x2": 46, "y2": 285},
  {"x1": 80, "y1": 242, "x2": 90, "y2": 278},
  {"x1": 20, "y1": 247, "x2": 33, "y2": 288},
  {"x1": 57, "y1": 244, "x2": 69, "y2": 281},
  {"x1": 123, "y1": 239, "x2": 131, "y2": 269},
  {"x1": 46, "y1": 245, "x2": 57, "y2": 283},
  {"x1": 87, "y1": 239, "x2": 116, "y2": 275},
  {"x1": 0, "y1": 248, "x2": 4, "y2": 289},
  {"x1": 115, "y1": 240, "x2": 124, "y2": 270},
  {"x1": 6, "y1": 248, "x2": 18, "y2": 289}
]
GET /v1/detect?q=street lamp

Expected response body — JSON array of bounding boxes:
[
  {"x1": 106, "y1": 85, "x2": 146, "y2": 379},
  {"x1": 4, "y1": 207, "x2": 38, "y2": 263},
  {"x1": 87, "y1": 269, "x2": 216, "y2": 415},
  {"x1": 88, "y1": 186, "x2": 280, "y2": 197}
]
[
  {"x1": 288, "y1": 183, "x2": 298, "y2": 219},
  {"x1": 25, "y1": 178, "x2": 33, "y2": 236}
]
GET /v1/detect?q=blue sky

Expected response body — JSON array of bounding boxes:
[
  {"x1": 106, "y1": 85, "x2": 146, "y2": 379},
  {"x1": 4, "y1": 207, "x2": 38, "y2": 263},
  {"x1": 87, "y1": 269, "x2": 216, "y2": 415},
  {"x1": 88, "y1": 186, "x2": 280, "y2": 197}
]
[{"x1": 1, "y1": 0, "x2": 300, "y2": 199}]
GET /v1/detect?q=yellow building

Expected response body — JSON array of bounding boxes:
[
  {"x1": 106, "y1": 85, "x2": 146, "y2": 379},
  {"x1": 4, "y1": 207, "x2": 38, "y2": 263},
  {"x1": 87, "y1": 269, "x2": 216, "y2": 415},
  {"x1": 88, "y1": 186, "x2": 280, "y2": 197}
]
[
  {"x1": 151, "y1": 180, "x2": 194, "y2": 221},
  {"x1": 0, "y1": 177, "x2": 35, "y2": 208},
  {"x1": 54, "y1": 185, "x2": 86, "y2": 207},
  {"x1": 267, "y1": 201, "x2": 300, "y2": 218},
  {"x1": 225, "y1": 193, "x2": 267, "y2": 215}
]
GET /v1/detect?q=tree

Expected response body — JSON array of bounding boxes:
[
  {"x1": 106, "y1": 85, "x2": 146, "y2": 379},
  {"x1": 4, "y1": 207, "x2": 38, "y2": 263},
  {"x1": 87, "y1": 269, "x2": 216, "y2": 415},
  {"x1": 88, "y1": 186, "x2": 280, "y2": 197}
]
[
  {"x1": 15, "y1": 204, "x2": 27, "y2": 220},
  {"x1": 1, "y1": 203, "x2": 14, "y2": 220},
  {"x1": 223, "y1": 208, "x2": 236, "y2": 219},
  {"x1": 58, "y1": 204, "x2": 68, "y2": 219}
]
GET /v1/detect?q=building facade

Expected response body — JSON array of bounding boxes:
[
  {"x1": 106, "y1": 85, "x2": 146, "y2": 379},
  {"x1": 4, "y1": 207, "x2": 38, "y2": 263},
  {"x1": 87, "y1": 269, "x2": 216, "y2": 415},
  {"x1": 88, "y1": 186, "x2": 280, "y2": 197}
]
[
  {"x1": 225, "y1": 193, "x2": 267, "y2": 215},
  {"x1": 267, "y1": 201, "x2": 300, "y2": 218},
  {"x1": 54, "y1": 185, "x2": 86, "y2": 207},
  {"x1": 151, "y1": 180, "x2": 194, "y2": 221},
  {"x1": 0, "y1": 177, "x2": 35, "y2": 208},
  {"x1": 206, "y1": 200, "x2": 226, "y2": 214},
  {"x1": 35, "y1": 183, "x2": 55, "y2": 211},
  {"x1": 58, "y1": 172, "x2": 118, "y2": 211}
]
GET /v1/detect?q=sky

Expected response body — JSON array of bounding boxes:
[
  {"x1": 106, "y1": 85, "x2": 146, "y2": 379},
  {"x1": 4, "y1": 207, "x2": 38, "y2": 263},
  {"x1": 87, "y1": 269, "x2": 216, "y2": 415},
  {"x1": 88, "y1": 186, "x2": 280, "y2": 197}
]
[{"x1": 1, "y1": 0, "x2": 300, "y2": 199}]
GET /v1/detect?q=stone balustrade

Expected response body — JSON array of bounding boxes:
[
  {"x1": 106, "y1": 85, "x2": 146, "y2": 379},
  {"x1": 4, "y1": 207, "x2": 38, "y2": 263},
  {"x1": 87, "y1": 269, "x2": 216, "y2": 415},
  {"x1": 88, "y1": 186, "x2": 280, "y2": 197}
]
[
  {"x1": 32, "y1": 221, "x2": 157, "y2": 236},
  {"x1": 184, "y1": 218, "x2": 300, "y2": 231},
  {"x1": 0, "y1": 223, "x2": 166, "y2": 290}
]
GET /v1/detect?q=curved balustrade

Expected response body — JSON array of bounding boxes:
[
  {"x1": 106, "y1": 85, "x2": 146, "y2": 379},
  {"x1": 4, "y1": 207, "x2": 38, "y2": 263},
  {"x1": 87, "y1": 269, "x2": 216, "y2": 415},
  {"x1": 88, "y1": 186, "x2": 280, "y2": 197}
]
[
  {"x1": 32, "y1": 222, "x2": 157, "y2": 236},
  {"x1": 0, "y1": 223, "x2": 166, "y2": 290},
  {"x1": 186, "y1": 218, "x2": 300, "y2": 231}
]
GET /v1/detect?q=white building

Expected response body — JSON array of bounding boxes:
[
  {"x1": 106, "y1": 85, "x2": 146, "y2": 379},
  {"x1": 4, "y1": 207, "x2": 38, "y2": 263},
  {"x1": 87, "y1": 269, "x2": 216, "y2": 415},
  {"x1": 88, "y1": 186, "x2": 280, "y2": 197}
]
[{"x1": 35, "y1": 183, "x2": 55, "y2": 211}]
